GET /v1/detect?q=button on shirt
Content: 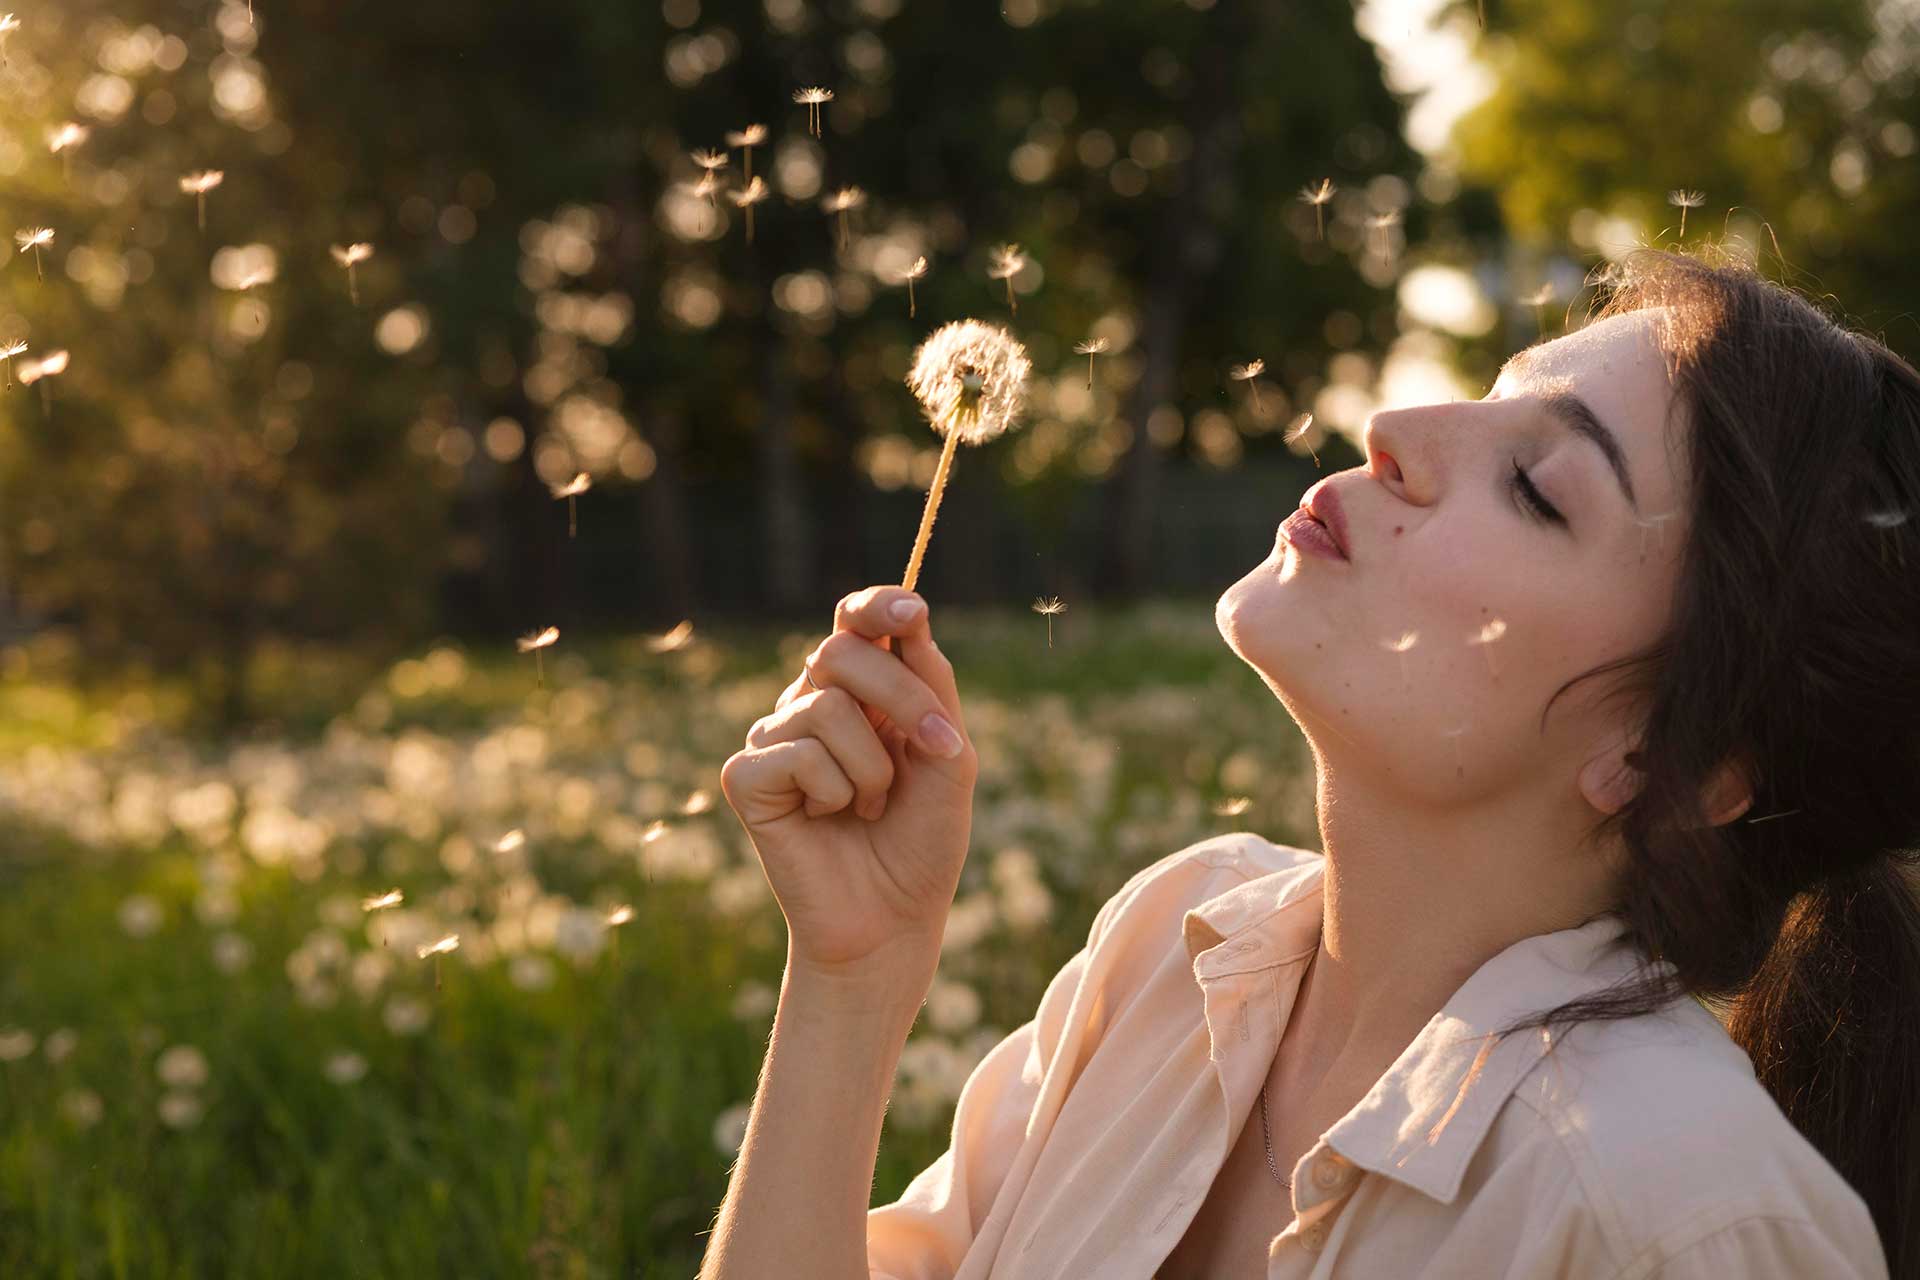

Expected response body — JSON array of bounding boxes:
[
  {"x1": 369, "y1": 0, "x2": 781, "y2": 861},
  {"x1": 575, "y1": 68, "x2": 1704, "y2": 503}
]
[{"x1": 866, "y1": 833, "x2": 1888, "y2": 1280}]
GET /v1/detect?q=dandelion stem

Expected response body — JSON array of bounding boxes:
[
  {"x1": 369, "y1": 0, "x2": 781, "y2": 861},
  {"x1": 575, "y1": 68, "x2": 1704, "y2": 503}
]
[
  {"x1": 348, "y1": 264, "x2": 358, "y2": 306},
  {"x1": 901, "y1": 399, "x2": 967, "y2": 594},
  {"x1": 908, "y1": 277, "x2": 917, "y2": 318},
  {"x1": 32, "y1": 245, "x2": 42, "y2": 282},
  {"x1": 197, "y1": 192, "x2": 207, "y2": 232},
  {"x1": 1004, "y1": 276, "x2": 1015, "y2": 315},
  {"x1": 746, "y1": 204, "x2": 755, "y2": 244},
  {"x1": 568, "y1": 493, "x2": 578, "y2": 539},
  {"x1": 1087, "y1": 353, "x2": 1096, "y2": 390},
  {"x1": 535, "y1": 649, "x2": 545, "y2": 688},
  {"x1": 1679, "y1": 207, "x2": 1688, "y2": 238},
  {"x1": 1316, "y1": 206, "x2": 1325, "y2": 242}
]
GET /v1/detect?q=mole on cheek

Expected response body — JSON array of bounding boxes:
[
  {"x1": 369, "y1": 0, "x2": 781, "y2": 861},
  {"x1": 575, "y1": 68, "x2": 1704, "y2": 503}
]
[{"x1": 1394, "y1": 526, "x2": 1404, "y2": 536}]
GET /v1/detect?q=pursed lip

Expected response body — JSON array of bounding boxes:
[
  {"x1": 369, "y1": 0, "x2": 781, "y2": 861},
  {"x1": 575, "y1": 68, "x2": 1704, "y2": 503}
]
[{"x1": 1301, "y1": 483, "x2": 1352, "y2": 559}]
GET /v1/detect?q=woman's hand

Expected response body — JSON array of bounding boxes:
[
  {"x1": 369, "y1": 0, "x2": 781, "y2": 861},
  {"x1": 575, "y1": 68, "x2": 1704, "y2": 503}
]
[{"x1": 720, "y1": 586, "x2": 978, "y2": 982}]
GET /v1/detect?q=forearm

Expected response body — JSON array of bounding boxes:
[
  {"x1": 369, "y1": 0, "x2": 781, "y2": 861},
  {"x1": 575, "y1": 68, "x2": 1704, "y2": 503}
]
[{"x1": 700, "y1": 953, "x2": 933, "y2": 1280}]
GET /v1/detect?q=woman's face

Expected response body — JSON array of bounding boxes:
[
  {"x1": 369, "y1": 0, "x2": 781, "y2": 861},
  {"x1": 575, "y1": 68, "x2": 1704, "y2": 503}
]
[{"x1": 1218, "y1": 308, "x2": 1698, "y2": 820}]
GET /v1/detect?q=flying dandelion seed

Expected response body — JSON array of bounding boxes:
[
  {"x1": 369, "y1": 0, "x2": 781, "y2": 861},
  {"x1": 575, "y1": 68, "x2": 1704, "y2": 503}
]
[
  {"x1": 1298, "y1": 178, "x2": 1335, "y2": 241},
  {"x1": 0, "y1": 340, "x2": 24, "y2": 390},
  {"x1": 15, "y1": 227, "x2": 52, "y2": 282},
  {"x1": 1442, "y1": 723, "x2": 1470, "y2": 778},
  {"x1": 517, "y1": 625, "x2": 559, "y2": 686},
  {"x1": 729, "y1": 176, "x2": 769, "y2": 243},
  {"x1": 641, "y1": 818, "x2": 670, "y2": 844},
  {"x1": 1213, "y1": 795, "x2": 1252, "y2": 817},
  {"x1": 1866, "y1": 507, "x2": 1910, "y2": 571},
  {"x1": 1229, "y1": 359, "x2": 1266, "y2": 413},
  {"x1": 1285, "y1": 412, "x2": 1322, "y2": 466},
  {"x1": 551, "y1": 472, "x2": 591, "y2": 538},
  {"x1": 362, "y1": 888, "x2": 404, "y2": 911},
  {"x1": 1382, "y1": 629, "x2": 1419, "y2": 688},
  {"x1": 47, "y1": 121, "x2": 87, "y2": 181},
  {"x1": 495, "y1": 829, "x2": 526, "y2": 854},
  {"x1": 692, "y1": 168, "x2": 722, "y2": 209},
  {"x1": 822, "y1": 186, "x2": 866, "y2": 252},
  {"x1": 1366, "y1": 208, "x2": 1402, "y2": 257},
  {"x1": 1073, "y1": 337, "x2": 1109, "y2": 390},
  {"x1": 725, "y1": 123, "x2": 767, "y2": 182},
  {"x1": 1667, "y1": 189, "x2": 1705, "y2": 238},
  {"x1": 897, "y1": 255, "x2": 929, "y2": 318},
  {"x1": 417, "y1": 933, "x2": 460, "y2": 990},
  {"x1": 902, "y1": 320, "x2": 1033, "y2": 592},
  {"x1": 1467, "y1": 617, "x2": 1507, "y2": 679},
  {"x1": 1744, "y1": 808, "x2": 1804, "y2": 825},
  {"x1": 0, "y1": 14, "x2": 19, "y2": 67},
  {"x1": 681, "y1": 788, "x2": 714, "y2": 815},
  {"x1": 647, "y1": 620, "x2": 694, "y2": 652},
  {"x1": 329, "y1": 242, "x2": 373, "y2": 305},
  {"x1": 606, "y1": 902, "x2": 634, "y2": 960},
  {"x1": 18, "y1": 349, "x2": 66, "y2": 416},
  {"x1": 987, "y1": 243, "x2": 1028, "y2": 315},
  {"x1": 1031, "y1": 595, "x2": 1067, "y2": 648},
  {"x1": 793, "y1": 86, "x2": 833, "y2": 137},
  {"x1": 692, "y1": 148, "x2": 729, "y2": 173},
  {"x1": 1633, "y1": 510, "x2": 1679, "y2": 561},
  {"x1": 179, "y1": 170, "x2": 224, "y2": 231},
  {"x1": 1521, "y1": 282, "x2": 1555, "y2": 334}
]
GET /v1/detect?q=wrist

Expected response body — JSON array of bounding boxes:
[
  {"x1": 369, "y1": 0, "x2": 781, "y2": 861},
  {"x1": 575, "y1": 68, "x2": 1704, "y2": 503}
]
[{"x1": 782, "y1": 941, "x2": 939, "y2": 1026}]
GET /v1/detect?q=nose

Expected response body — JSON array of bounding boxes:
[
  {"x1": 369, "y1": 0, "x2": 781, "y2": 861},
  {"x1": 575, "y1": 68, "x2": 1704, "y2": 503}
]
[{"x1": 1362, "y1": 408, "x2": 1415, "y2": 502}]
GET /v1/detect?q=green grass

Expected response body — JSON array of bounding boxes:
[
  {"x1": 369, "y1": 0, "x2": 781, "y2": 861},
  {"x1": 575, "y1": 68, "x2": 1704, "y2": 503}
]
[{"x1": 0, "y1": 599, "x2": 1317, "y2": 1276}]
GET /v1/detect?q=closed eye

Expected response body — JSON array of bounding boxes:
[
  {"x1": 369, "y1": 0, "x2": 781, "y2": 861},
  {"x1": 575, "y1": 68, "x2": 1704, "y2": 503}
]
[{"x1": 1510, "y1": 457, "x2": 1565, "y2": 525}]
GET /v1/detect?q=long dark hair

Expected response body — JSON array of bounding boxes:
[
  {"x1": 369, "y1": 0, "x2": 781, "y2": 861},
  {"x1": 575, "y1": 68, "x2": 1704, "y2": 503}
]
[{"x1": 1490, "y1": 246, "x2": 1920, "y2": 1274}]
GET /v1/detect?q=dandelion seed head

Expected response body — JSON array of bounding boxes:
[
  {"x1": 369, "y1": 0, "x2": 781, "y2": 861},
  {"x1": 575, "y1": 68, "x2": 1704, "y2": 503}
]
[
  {"x1": 906, "y1": 319, "x2": 1033, "y2": 445},
  {"x1": 986, "y1": 243, "x2": 1028, "y2": 281},
  {"x1": 179, "y1": 169, "x2": 225, "y2": 194},
  {"x1": 793, "y1": 86, "x2": 834, "y2": 105},
  {"x1": 691, "y1": 148, "x2": 729, "y2": 172},
  {"x1": 18, "y1": 350, "x2": 67, "y2": 384},
  {"x1": 516, "y1": 626, "x2": 559, "y2": 653},
  {"x1": 1074, "y1": 337, "x2": 1110, "y2": 356},
  {"x1": 681, "y1": 788, "x2": 713, "y2": 815},
  {"x1": 0, "y1": 341, "x2": 25, "y2": 359},
  {"x1": 1031, "y1": 595, "x2": 1067, "y2": 616},
  {"x1": 725, "y1": 123, "x2": 767, "y2": 147},
  {"x1": 1213, "y1": 795, "x2": 1252, "y2": 816},
  {"x1": 1366, "y1": 209, "x2": 1402, "y2": 228},
  {"x1": 1229, "y1": 359, "x2": 1265, "y2": 382},
  {"x1": 1667, "y1": 189, "x2": 1706, "y2": 208},
  {"x1": 416, "y1": 933, "x2": 460, "y2": 959},
  {"x1": 323, "y1": 1051, "x2": 368, "y2": 1084},
  {"x1": 729, "y1": 176, "x2": 769, "y2": 207},
  {"x1": 1383, "y1": 630, "x2": 1420, "y2": 652},
  {"x1": 822, "y1": 185, "x2": 867, "y2": 213},
  {"x1": 1521, "y1": 284, "x2": 1554, "y2": 307},
  {"x1": 495, "y1": 828, "x2": 526, "y2": 853},
  {"x1": 14, "y1": 227, "x2": 53, "y2": 252},
  {"x1": 1299, "y1": 178, "x2": 1336, "y2": 205},
  {"x1": 48, "y1": 122, "x2": 88, "y2": 153},
  {"x1": 647, "y1": 620, "x2": 694, "y2": 652},
  {"x1": 361, "y1": 888, "x2": 404, "y2": 911},
  {"x1": 1285, "y1": 412, "x2": 1315, "y2": 442},
  {"x1": 550, "y1": 472, "x2": 591, "y2": 499},
  {"x1": 607, "y1": 904, "x2": 634, "y2": 926},
  {"x1": 899, "y1": 255, "x2": 929, "y2": 282},
  {"x1": 329, "y1": 242, "x2": 373, "y2": 267}
]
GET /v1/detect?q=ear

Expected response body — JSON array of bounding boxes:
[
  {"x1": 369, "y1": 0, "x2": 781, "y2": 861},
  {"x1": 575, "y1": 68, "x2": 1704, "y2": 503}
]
[
  {"x1": 1578, "y1": 740, "x2": 1647, "y2": 816},
  {"x1": 1695, "y1": 752, "x2": 1757, "y2": 828}
]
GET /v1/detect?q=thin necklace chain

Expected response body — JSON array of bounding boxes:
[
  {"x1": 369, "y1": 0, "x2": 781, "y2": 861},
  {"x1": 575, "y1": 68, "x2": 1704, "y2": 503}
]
[{"x1": 1258, "y1": 1080, "x2": 1292, "y2": 1191}]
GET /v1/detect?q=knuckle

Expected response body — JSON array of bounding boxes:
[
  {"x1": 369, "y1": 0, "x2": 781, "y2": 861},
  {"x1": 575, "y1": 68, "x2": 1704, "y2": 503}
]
[{"x1": 818, "y1": 629, "x2": 861, "y2": 663}]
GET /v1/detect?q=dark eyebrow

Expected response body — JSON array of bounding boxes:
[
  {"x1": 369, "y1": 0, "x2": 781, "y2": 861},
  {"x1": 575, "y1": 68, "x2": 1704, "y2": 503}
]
[{"x1": 1498, "y1": 348, "x2": 1639, "y2": 513}]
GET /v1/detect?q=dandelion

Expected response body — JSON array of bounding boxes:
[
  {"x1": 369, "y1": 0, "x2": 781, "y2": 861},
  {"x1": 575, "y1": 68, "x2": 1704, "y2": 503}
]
[
  {"x1": 681, "y1": 788, "x2": 713, "y2": 815},
  {"x1": 417, "y1": 932, "x2": 459, "y2": 990},
  {"x1": 691, "y1": 147, "x2": 729, "y2": 173},
  {"x1": 1442, "y1": 722, "x2": 1470, "y2": 779},
  {"x1": 1074, "y1": 337, "x2": 1109, "y2": 390},
  {"x1": 1213, "y1": 795, "x2": 1252, "y2": 817},
  {"x1": 691, "y1": 167, "x2": 722, "y2": 208},
  {"x1": 1467, "y1": 617, "x2": 1507, "y2": 680},
  {"x1": 1667, "y1": 189, "x2": 1705, "y2": 238},
  {"x1": 987, "y1": 243, "x2": 1028, "y2": 315},
  {"x1": 1032, "y1": 595, "x2": 1066, "y2": 649},
  {"x1": 1299, "y1": 178, "x2": 1335, "y2": 241},
  {"x1": 0, "y1": 340, "x2": 24, "y2": 390},
  {"x1": 15, "y1": 227, "x2": 52, "y2": 281},
  {"x1": 607, "y1": 902, "x2": 633, "y2": 960},
  {"x1": 361, "y1": 888, "x2": 404, "y2": 912},
  {"x1": 157, "y1": 1090, "x2": 205, "y2": 1130},
  {"x1": 647, "y1": 619, "x2": 694, "y2": 652},
  {"x1": 902, "y1": 320, "x2": 1033, "y2": 591},
  {"x1": 179, "y1": 170, "x2": 225, "y2": 231},
  {"x1": 19, "y1": 349, "x2": 68, "y2": 417},
  {"x1": 725, "y1": 123, "x2": 767, "y2": 180},
  {"x1": 1521, "y1": 282, "x2": 1555, "y2": 335},
  {"x1": 729, "y1": 175, "x2": 769, "y2": 243},
  {"x1": 551, "y1": 471, "x2": 591, "y2": 538},
  {"x1": 516, "y1": 625, "x2": 559, "y2": 687},
  {"x1": 329, "y1": 242, "x2": 373, "y2": 305},
  {"x1": 495, "y1": 828, "x2": 526, "y2": 854},
  {"x1": 48, "y1": 121, "x2": 88, "y2": 180},
  {"x1": 1381, "y1": 629, "x2": 1419, "y2": 689},
  {"x1": 1229, "y1": 359, "x2": 1266, "y2": 413},
  {"x1": 0, "y1": 1028, "x2": 33, "y2": 1061},
  {"x1": 897, "y1": 255, "x2": 929, "y2": 318},
  {"x1": 822, "y1": 185, "x2": 866, "y2": 252},
  {"x1": 793, "y1": 86, "x2": 833, "y2": 137},
  {"x1": 324, "y1": 1051, "x2": 368, "y2": 1085},
  {"x1": 1366, "y1": 208, "x2": 1402, "y2": 257},
  {"x1": 1285, "y1": 412, "x2": 1322, "y2": 466},
  {"x1": 156, "y1": 1045, "x2": 210, "y2": 1090}
]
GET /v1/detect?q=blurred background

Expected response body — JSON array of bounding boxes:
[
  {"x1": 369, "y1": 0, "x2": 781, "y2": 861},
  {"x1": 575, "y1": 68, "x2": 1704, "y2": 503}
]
[{"x1": 0, "y1": 0, "x2": 1913, "y2": 1273}]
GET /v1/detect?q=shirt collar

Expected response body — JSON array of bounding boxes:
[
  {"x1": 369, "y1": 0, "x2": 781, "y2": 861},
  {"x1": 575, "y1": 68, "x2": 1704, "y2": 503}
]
[{"x1": 1180, "y1": 852, "x2": 1670, "y2": 1205}]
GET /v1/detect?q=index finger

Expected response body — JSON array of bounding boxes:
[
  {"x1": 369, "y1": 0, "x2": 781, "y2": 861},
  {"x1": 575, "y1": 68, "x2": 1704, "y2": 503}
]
[{"x1": 833, "y1": 586, "x2": 964, "y2": 732}]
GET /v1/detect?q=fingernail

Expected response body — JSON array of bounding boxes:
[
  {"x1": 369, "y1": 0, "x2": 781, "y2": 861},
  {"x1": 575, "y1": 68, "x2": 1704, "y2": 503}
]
[
  {"x1": 918, "y1": 712, "x2": 963, "y2": 758},
  {"x1": 890, "y1": 597, "x2": 925, "y2": 623}
]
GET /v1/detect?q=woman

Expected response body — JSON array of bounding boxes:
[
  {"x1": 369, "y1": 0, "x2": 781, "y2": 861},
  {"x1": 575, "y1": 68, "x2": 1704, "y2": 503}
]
[{"x1": 700, "y1": 249, "x2": 1918, "y2": 1278}]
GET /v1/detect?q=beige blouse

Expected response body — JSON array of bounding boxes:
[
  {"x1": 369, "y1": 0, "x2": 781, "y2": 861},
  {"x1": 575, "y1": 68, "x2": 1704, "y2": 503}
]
[{"x1": 867, "y1": 832, "x2": 1887, "y2": 1279}]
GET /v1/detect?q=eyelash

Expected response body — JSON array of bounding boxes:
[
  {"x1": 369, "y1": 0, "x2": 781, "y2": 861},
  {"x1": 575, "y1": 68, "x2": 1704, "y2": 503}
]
[{"x1": 1510, "y1": 458, "x2": 1565, "y2": 525}]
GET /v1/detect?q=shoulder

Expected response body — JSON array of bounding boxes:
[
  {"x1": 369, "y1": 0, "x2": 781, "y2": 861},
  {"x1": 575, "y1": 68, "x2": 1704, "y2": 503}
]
[
  {"x1": 1089, "y1": 830, "x2": 1320, "y2": 945},
  {"x1": 1495, "y1": 1000, "x2": 1883, "y2": 1275}
]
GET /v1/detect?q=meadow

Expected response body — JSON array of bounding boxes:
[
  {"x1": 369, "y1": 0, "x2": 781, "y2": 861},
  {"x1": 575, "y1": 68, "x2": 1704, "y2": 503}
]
[{"x1": 0, "y1": 597, "x2": 1317, "y2": 1277}]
